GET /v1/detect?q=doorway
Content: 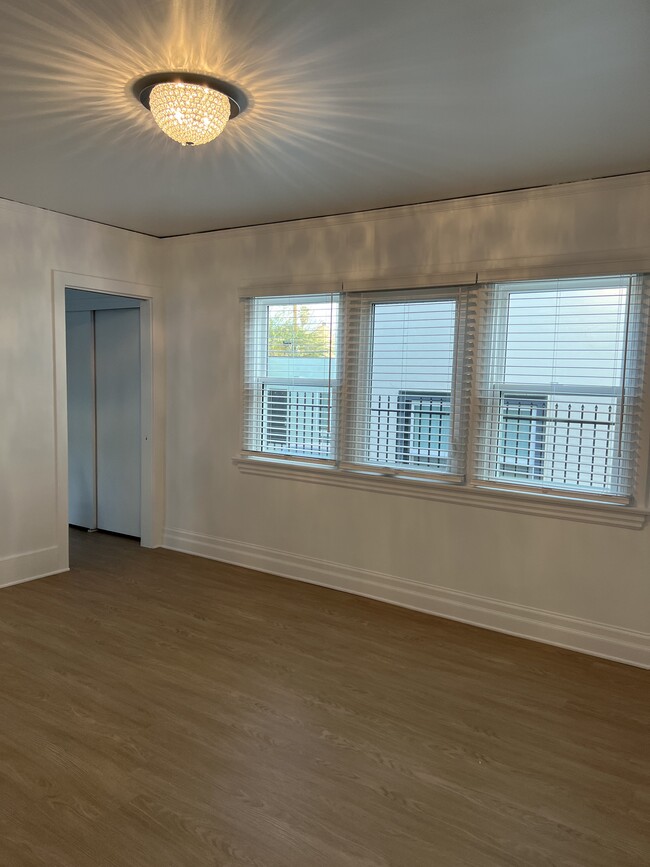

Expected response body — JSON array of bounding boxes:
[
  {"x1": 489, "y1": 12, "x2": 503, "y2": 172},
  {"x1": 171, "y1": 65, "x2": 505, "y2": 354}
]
[
  {"x1": 52, "y1": 271, "x2": 162, "y2": 573},
  {"x1": 66, "y1": 289, "x2": 142, "y2": 538}
]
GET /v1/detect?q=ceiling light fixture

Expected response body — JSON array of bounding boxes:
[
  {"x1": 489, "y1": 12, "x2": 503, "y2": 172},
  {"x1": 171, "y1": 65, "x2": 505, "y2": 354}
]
[{"x1": 131, "y1": 72, "x2": 248, "y2": 146}]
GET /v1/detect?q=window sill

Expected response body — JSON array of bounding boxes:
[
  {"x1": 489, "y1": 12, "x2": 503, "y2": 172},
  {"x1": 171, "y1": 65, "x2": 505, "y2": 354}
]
[{"x1": 233, "y1": 456, "x2": 648, "y2": 530}]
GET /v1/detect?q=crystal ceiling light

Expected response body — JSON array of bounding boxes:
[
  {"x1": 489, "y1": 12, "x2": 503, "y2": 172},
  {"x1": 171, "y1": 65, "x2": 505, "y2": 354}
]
[{"x1": 131, "y1": 72, "x2": 248, "y2": 147}]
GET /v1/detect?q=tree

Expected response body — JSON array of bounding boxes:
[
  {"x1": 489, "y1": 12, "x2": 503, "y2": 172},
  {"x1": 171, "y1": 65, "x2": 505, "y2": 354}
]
[{"x1": 268, "y1": 305, "x2": 332, "y2": 357}]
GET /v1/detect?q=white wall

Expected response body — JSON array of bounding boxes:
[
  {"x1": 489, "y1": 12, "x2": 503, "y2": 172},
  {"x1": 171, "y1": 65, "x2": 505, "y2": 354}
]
[
  {"x1": 94, "y1": 307, "x2": 142, "y2": 537},
  {"x1": 66, "y1": 310, "x2": 96, "y2": 529},
  {"x1": 0, "y1": 199, "x2": 162, "y2": 586},
  {"x1": 2, "y1": 175, "x2": 649, "y2": 665},
  {"x1": 161, "y1": 173, "x2": 650, "y2": 666}
]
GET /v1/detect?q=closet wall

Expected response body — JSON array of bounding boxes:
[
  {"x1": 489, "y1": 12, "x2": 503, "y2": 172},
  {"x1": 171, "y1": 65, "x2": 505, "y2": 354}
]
[{"x1": 65, "y1": 291, "x2": 142, "y2": 537}]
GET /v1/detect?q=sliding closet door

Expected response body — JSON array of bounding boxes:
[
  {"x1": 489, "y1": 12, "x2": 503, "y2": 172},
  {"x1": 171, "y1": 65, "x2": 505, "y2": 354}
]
[
  {"x1": 94, "y1": 308, "x2": 141, "y2": 537},
  {"x1": 66, "y1": 311, "x2": 97, "y2": 529}
]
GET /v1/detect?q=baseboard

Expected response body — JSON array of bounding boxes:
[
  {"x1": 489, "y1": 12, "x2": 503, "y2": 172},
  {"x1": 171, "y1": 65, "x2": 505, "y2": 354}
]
[
  {"x1": 0, "y1": 546, "x2": 67, "y2": 589},
  {"x1": 163, "y1": 528, "x2": 650, "y2": 669}
]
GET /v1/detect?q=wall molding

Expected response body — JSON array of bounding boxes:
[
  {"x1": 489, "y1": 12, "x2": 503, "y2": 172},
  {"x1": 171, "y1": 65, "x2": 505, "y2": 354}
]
[
  {"x1": 161, "y1": 171, "x2": 650, "y2": 245},
  {"x1": 0, "y1": 546, "x2": 67, "y2": 589},
  {"x1": 163, "y1": 527, "x2": 650, "y2": 669}
]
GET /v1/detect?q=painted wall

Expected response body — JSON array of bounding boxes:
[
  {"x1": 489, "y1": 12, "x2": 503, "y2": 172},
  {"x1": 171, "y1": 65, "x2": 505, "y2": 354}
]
[
  {"x1": 0, "y1": 199, "x2": 161, "y2": 586},
  {"x1": 2, "y1": 174, "x2": 649, "y2": 664},
  {"x1": 66, "y1": 310, "x2": 96, "y2": 529},
  {"x1": 161, "y1": 174, "x2": 650, "y2": 665},
  {"x1": 94, "y1": 307, "x2": 142, "y2": 537}
]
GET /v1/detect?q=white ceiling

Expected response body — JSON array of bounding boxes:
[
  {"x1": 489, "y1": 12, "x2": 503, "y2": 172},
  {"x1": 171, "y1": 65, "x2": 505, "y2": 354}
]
[{"x1": 0, "y1": 0, "x2": 648, "y2": 237}]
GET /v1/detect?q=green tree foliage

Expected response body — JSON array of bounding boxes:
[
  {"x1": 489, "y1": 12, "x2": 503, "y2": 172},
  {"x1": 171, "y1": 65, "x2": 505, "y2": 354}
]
[{"x1": 268, "y1": 306, "x2": 332, "y2": 357}]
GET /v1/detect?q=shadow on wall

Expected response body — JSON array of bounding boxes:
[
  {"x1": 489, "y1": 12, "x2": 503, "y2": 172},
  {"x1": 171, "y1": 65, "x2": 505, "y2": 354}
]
[
  {"x1": 371, "y1": 188, "x2": 644, "y2": 278},
  {"x1": 0, "y1": 207, "x2": 57, "y2": 557},
  {"x1": 161, "y1": 174, "x2": 649, "y2": 568},
  {"x1": 0, "y1": 196, "x2": 161, "y2": 564}
]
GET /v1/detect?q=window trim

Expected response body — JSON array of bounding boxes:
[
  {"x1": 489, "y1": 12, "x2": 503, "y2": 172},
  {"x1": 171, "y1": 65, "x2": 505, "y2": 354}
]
[
  {"x1": 340, "y1": 285, "x2": 473, "y2": 480},
  {"x1": 233, "y1": 454, "x2": 647, "y2": 529},
  {"x1": 238, "y1": 273, "x2": 650, "y2": 528},
  {"x1": 242, "y1": 293, "x2": 340, "y2": 465},
  {"x1": 470, "y1": 275, "x2": 646, "y2": 502}
]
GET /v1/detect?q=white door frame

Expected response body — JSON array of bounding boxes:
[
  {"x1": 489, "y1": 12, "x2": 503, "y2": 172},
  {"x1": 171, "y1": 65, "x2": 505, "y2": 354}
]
[{"x1": 52, "y1": 271, "x2": 164, "y2": 568}]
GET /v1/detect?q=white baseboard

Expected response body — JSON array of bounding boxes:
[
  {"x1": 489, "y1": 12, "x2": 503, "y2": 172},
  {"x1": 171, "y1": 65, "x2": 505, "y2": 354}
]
[
  {"x1": 163, "y1": 527, "x2": 650, "y2": 669},
  {"x1": 0, "y1": 546, "x2": 67, "y2": 589}
]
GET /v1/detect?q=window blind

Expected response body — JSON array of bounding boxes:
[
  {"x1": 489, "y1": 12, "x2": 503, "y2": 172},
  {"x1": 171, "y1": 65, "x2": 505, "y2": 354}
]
[
  {"x1": 341, "y1": 287, "x2": 476, "y2": 481},
  {"x1": 474, "y1": 275, "x2": 649, "y2": 501},
  {"x1": 242, "y1": 294, "x2": 340, "y2": 463}
]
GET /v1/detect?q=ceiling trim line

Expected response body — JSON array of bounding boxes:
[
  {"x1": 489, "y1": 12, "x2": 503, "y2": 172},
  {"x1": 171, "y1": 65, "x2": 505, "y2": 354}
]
[
  {"x1": 158, "y1": 169, "x2": 650, "y2": 242},
  {"x1": 0, "y1": 195, "x2": 160, "y2": 238},
  {"x1": 1, "y1": 169, "x2": 649, "y2": 241}
]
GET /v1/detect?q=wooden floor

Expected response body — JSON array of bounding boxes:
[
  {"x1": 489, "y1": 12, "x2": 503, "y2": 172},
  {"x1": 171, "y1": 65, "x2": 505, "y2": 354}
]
[{"x1": 0, "y1": 531, "x2": 648, "y2": 866}]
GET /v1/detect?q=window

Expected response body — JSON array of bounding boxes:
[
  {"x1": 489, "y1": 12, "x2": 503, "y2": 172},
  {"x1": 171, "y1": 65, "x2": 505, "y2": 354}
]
[
  {"x1": 398, "y1": 391, "x2": 451, "y2": 467},
  {"x1": 263, "y1": 388, "x2": 288, "y2": 446},
  {"x1": 261, "y1": 385, "x2": 330, "y2": 455},
  {"x1": 243, "y1": 294, "x2": 339, "y2": 461},
  {"x1": 476, "y1": 276, "x2": 647, "y2": 500},
  {"x1": 342, "y1": 290, "x2": 473, "y2": 481},
  {"x1": 241, "y1": 275, "x2": 648, "y2": 513},
  {"x1": 498, "y1": 395, "x2": 546, "y2": 480}
]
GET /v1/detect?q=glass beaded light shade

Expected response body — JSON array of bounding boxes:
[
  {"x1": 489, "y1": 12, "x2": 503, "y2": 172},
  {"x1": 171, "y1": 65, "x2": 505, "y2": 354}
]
[{"x1": 148, "y1": 81, "x2": 231, "y2": 146}]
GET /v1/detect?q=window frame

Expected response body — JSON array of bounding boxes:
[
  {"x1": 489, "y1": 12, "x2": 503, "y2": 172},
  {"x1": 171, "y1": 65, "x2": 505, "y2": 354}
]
[
  {"x1": 238, "y1": 274, "x2": 650, "y2": 528},
  {"x1": 470, "y1": 276, "x2": 644, "y2": 503},
  {"x1": 242, "y1": 293, "x2": 341, "y2": 465},
  {"x1": 338, "y1": 286, "x2": 474, "y2": 484}
]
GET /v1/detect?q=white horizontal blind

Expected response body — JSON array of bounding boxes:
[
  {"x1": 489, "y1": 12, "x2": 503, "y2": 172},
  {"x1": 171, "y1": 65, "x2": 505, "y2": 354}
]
[
  {"x1": 474, "y1": 275, "x2": 649, "y2": 501},
  {"x1": 242, "y1": 294, "x2": 340, "y2": 463},
  {"x1": 341, "y1": 286, "x2": 476, "y2": 481}
]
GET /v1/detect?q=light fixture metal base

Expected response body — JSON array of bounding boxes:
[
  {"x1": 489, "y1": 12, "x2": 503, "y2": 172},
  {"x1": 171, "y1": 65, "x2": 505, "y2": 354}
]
[{"x1": 130, "y1": 71, "x2": 248, "y2": 120}]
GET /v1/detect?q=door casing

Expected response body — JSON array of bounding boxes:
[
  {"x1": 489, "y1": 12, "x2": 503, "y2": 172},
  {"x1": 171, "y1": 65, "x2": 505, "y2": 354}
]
[{"x1": 52, "y1": 271, "x2": 164, "y2": 571}]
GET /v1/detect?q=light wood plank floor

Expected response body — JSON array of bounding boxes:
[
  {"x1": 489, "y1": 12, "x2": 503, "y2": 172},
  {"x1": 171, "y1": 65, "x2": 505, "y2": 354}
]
[{"x1": 0, "y1": 529, "x2": 648, "y2": 866}]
